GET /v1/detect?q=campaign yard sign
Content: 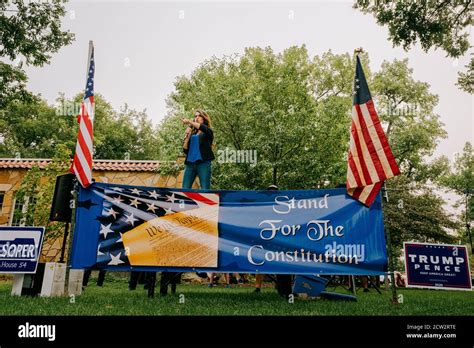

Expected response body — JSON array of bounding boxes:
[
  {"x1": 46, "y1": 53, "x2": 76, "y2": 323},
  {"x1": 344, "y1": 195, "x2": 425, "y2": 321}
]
[
  {"x1": 404, "y1": 242, "x2": 472, "y2": 291},
  {"x1": 0, "y1": 227, "x2": 45, "y2": 274}
]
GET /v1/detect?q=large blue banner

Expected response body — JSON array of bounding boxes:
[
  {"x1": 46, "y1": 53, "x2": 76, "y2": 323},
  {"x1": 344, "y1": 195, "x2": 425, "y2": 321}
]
[
  {"x1": 404, "y1": 242, "x2": 472, "y2": 290},
  {"x1": 70, "y1": 183, "x2": 388, "y2": 275}
]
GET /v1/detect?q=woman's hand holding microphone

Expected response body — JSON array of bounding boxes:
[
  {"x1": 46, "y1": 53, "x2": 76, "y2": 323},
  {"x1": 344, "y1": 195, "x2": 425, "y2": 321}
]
[{"x1": 182, "y1": 118, "x2": 193, "y2": 141}]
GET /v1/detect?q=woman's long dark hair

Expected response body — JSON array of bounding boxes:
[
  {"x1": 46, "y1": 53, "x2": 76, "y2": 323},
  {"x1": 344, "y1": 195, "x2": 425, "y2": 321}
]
[
  {"x1": 193, "y1": 109, "x2": 215, "y2": 150},
  {"x1": 195, "y1": 109, "x2": 211, "y2": 127},
  {"x1": 192, "y1": 109, "x2": 212, "y2": 135}
]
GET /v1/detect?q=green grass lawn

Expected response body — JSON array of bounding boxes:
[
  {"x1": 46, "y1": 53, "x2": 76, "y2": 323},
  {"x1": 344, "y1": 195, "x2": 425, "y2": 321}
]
[{"x1": 0, "y1": 276, "x2": 472, "y2": 316}]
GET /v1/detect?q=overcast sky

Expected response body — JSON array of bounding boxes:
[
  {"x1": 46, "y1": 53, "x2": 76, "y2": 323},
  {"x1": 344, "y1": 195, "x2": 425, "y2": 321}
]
[{"x1": 22, "y1": 0, "x2": 473, "y2": 163}]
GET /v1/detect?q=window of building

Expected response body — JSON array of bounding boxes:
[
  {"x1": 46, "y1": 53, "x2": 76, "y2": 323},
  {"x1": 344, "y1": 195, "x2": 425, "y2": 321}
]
[
  {"x1": 10, "y1": 196, "x2": 37, "y2": 227},
  {"x1": 0, "y1": 192, "x2": 4, "y2": 212}
]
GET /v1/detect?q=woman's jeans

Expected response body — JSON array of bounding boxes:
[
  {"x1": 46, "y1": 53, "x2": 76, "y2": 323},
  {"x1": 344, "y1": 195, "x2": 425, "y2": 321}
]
[{"x1": 182, "y1": 160, "x2": 212, "y2": 189}]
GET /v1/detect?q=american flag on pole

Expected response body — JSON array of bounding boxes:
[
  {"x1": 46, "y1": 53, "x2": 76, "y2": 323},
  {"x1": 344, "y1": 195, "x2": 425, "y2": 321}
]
[
  {"x1": 346, "y1": 55, "x2": 400, "y2": 207},
  {"x1": 70, "y1": 41, "x2": 95, "y2": 188}
]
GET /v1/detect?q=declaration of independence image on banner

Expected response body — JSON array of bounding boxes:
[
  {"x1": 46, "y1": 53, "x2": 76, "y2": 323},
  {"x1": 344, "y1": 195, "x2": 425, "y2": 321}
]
[
  {"x1": 86, "y1": 185, "x2": 219, "y2": 268},
  {"x1": 122, "y1": 193, "x2": 219, "y2": 267}
]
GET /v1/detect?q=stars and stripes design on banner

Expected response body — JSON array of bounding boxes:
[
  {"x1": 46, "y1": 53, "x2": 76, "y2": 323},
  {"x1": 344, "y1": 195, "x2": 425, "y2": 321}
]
[
  {"x1": 70, "y1": 41, "x2": 95, "y2": 188},
  {"x1": 346, "y1": 55, "x2": 400, "y2": 206},
  {"x1": 92, "y1": 186, "x2": 218, "y2": 266}
]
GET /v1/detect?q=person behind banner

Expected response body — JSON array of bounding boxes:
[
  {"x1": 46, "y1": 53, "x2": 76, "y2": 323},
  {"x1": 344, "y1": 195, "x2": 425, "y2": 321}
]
[
  {"x1": 254, "y1": 274, "x2": 264, "y2": 293},
  {"x1": 395, "y1": 272, "x2": 406, "y2": 288}
]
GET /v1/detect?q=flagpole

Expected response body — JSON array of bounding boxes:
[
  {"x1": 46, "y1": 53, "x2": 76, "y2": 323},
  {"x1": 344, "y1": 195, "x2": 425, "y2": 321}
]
[
  {"x1": 86, "y1": 40, "x2": 93, "y2": 78},
  {"x1": 64, "y1": 179, "x2": 78, "y2": 293},
  {"x1": 381, "y1": 182, "x2": 398, "y2": 304},
  {"x1": 353, "y1": 47, "x2": 398, "y2": 304},
  {"x1": 65, "y1": 41, "x2": 92, "y2": 290},
  {"x1": 69, "y1": 40, "x2": 93, "y2": 263},
  {"x1": 65, "y1": 41, "x2": 94, "y2": 294},
  {"x1": 82, "y1": 41, "x2": 93, "y2": 123}
]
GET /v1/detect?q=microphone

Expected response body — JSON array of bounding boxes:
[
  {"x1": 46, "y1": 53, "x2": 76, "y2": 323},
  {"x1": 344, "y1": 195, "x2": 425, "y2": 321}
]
[{"x1": 184, "y1": 125, "x2": 193, "y2": 140}]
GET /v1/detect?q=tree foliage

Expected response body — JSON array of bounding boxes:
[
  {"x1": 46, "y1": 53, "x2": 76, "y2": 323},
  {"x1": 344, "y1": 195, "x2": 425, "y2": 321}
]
[
  {"x1": 442, "y1": 142, "x2": 474, "y2": 195},
  {"x1": 0, "y1": 61, "x2": 37, "y2": 109},
  {"x1": 14, "y1": 144, "x2": 72, "y2": 260},
  {"x1": 0, "y1": 97, "x2": 75, "y2": 157},
  {"x1": 0, "y1": 0, "x2": 74, "y2": 105},
  {"x1": 456, "y1": 54, "x2": 474, "y2": 94},
  {"x1": 384, "y1": 176, "x2": 458, "y2": 258},
  {"x1": 63, "y1": 93, "x2": 161, "y2": 160},
  {"x1": 355, "y1": 1, "x2": 473, "y2": 93},
  {"x1": 0, "y1": 93, "x2": 161, "y2": 160},
  {"x1": 354, "y1": 1, "x2": 472, "y2": 58},
  {"x1": 158, "y1": 45, "x2": 456, "y2": 249},
  {"x1": 160, "y1": 47, "x2": 359, "y2": 190},
  {"x1": 371, "y1": 58, "x2": 447, "y2": 182},
  {"x1": 440, "y1": 142, "x2": 474, "y2": 245},
  {"x1": 159, "y1": 47, "x2": 447, "y2": 188}
]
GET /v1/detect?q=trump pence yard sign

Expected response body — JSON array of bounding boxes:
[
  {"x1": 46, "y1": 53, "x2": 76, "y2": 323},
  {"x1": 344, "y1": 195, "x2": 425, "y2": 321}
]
[{"x1": 404, "y1": 242, "x2": 472, "y2": 291}]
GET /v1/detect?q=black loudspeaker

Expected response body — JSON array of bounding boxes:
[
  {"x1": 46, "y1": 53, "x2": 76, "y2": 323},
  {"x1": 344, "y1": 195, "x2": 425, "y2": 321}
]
[{"x1": 50, "y1": 173, "x2": 75, "y2": 222}]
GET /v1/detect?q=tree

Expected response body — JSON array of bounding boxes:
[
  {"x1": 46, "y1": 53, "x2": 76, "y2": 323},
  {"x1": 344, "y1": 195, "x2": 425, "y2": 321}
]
[
  {"x1": 0, "y1": 62, "x2": 36, "y2": 109},
  {"x1": 366, "y1": 58, "x2": 455, "y2": 253},
  {"x1": 0, "y1": 0, "x2": 74, "y2": 105},
  {"x1": 440, "y1": 142, "x2": 474, "y2": 246},
  {"x1": 158, "y1": 45, "x2": 456, "y2": 249},
  {"x1": 442, "y1": 142, "x2": 474, "y2": 195},
  {"x1": 0, "y1": 97, "x2": 76, "y2": 157},
  {"x1": 370, "y1": 58, "x2": 448, "y2": 182},
  {"x1": 159, "y1": 47, "x2": 447, "y2": 188},
  {"x1": 64, "y1": 93, "x2": 161, "y2": 160},
  {"x1": 160, "y1": 46, "x2": 356, "y2": 190},
  {"x1": 456, "y1": 54, "x2": 474, "y2": 94},
  {"x1": 96, "y1": 104, "x2": 161, "y2": 160},
  {"x1": 384, "y1": 176, "x2": 458, "y2": 258},
  {"x1": 354, "y1": 1, "x2": 473, "y2": 93},
  {"x1": 0, "y1": 93, "x2": 161, "y2": 160},
  {"x1": 354, "y1": 1, "x2": 471, "y2": 58},
  {"x1": 13, "y1": 144, "x2": 72, "y2": 261}
]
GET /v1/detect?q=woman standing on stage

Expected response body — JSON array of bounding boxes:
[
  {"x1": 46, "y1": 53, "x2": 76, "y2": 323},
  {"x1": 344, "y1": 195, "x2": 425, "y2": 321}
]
[
  {"x1": 181, "y1": 109, "x2": 215, "y2": 190},
  {"x1": 160, "y1": 110, "x2": 216, "y2": 294},
  {"x1": 182, "y1": 110, "x2": 217, "y2": 287}
]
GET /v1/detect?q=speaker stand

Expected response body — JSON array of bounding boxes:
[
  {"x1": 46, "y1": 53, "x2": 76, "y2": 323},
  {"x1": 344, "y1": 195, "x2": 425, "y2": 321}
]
[{"x1": 59, "y1": 222, "x2": 70, "y2": 263}]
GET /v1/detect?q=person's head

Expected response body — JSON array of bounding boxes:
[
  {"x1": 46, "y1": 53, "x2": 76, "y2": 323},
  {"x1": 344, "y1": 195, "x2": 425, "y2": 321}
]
[
  {"x1": 267, "y1": 184, "x2": 278, "y2": 191},
  {"x1": 194, "y1": 109, "x2": 212, "y2": 127}
]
